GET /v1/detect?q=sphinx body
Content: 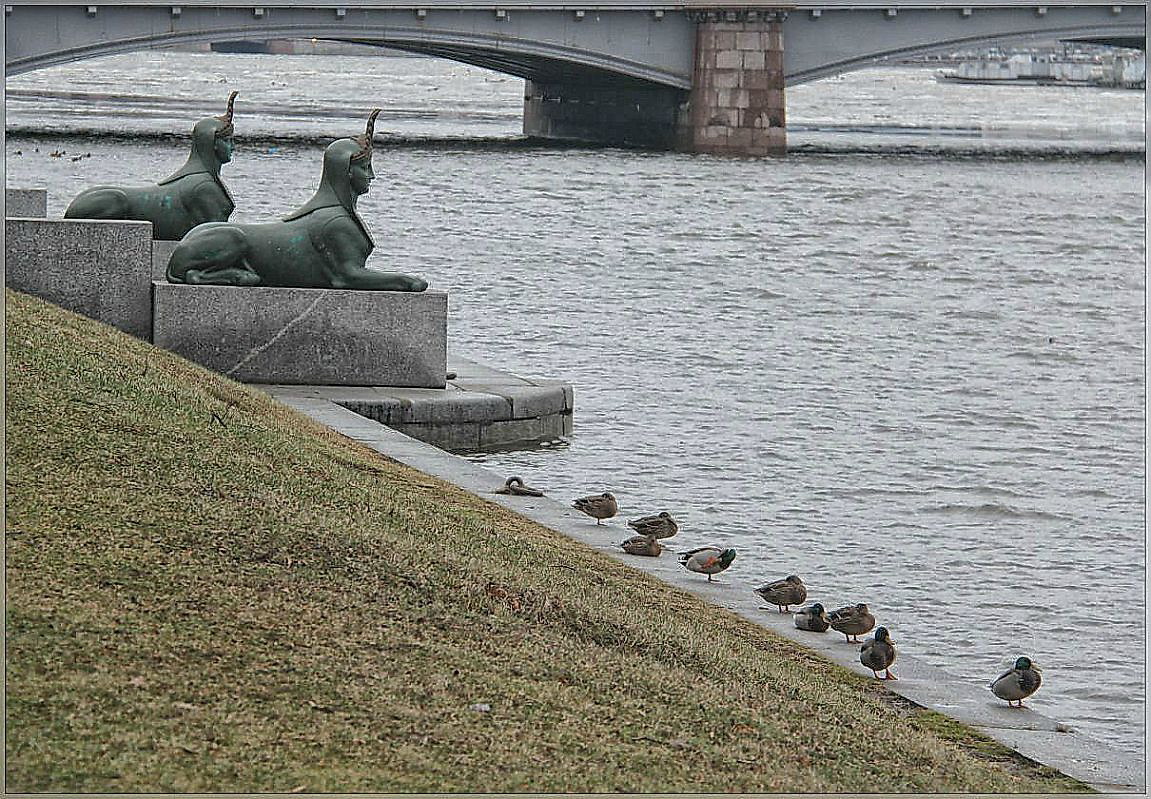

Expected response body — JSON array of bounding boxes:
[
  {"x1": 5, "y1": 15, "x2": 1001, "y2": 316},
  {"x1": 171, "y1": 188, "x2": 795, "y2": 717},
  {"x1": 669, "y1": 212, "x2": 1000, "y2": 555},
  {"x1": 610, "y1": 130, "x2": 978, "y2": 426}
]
[
  {"x1": 64, "y1": 92, "x2": 237, "y2": 241},
  {"x1": 167, "y1": 110, "x2": 427, "y2": 292}
]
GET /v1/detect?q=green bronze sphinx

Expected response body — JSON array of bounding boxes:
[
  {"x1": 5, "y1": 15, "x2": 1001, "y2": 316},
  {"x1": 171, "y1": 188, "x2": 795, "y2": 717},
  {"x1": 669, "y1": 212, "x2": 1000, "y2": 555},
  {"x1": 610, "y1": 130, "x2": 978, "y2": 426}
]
[
  {"x1": 65, "y1": 91, "x2": 238, "y2": 240},
  {"x1": 166, "y1": 109, "x2": 427, "y2": 292}
]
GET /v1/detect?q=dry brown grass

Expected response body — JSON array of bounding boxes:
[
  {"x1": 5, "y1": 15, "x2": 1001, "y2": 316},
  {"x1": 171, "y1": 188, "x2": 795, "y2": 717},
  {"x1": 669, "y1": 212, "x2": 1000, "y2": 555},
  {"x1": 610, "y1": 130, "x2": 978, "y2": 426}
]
[{"x1": 4, "y1": 289, "x2": 1089, "y2": 792}]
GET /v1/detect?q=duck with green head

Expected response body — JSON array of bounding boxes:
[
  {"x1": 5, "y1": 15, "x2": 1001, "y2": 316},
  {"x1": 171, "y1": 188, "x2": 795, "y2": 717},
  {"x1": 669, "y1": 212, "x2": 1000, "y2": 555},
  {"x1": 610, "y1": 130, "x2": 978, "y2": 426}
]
[
  {"x1": 793, "y1": 602, "x2": 831, "y2": 633},
  {"x1": 677, "y1": 546, "x2": 736, "y2": 582},
  {"x1": 990, "y1": 656, "x2": 1042, "y2": 707}
]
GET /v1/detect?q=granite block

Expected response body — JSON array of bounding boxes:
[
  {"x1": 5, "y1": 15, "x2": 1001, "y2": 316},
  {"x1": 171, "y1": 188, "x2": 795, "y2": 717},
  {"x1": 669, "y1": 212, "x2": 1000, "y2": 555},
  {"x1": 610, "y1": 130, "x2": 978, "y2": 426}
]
[
  {"x1": 5, "y1": 188, "x2": 47, "y2": 218},
  {"x1": 458, "y1": 382, "x2": 569, "y2": 420},
  {"x1": 715, "y1": 49, "x2": 741, "y2": 70},
  {"x1": 5, "y1": 217, "x2": 154, "y2": 339},
  {"x1": 374, "y1": 387, "x2": 511, "y2": 425},
  {"x1": 152, "y1": 239, "x2": 179, "y2": 282},
  {"x1": 479, "y1": 414, "x2": 570, "y2": 449},
  {"x1": 392, "y1": 421, "x2": 482, "y2": 452},
  {"x1": 152, "y1": 283, "x2": 448, "y2": 387}
]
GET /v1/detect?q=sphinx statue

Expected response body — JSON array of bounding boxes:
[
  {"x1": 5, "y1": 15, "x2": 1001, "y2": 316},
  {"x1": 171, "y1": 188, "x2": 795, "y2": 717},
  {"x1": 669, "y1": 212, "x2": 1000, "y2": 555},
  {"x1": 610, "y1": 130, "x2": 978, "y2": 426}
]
[
  {"x1": 166, "y1": 109, "x2": 427, "y2": 292},
  {"x1": 65, "y1": 92, "x2": 238, "y2": 240}
]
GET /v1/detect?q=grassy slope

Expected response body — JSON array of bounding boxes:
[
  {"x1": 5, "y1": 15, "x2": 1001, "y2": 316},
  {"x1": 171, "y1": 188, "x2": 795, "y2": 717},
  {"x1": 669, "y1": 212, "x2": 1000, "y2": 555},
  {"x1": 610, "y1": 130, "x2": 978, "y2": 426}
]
[{"x1": 4, "y1": 289, "x2": 1088, "y2": 793}]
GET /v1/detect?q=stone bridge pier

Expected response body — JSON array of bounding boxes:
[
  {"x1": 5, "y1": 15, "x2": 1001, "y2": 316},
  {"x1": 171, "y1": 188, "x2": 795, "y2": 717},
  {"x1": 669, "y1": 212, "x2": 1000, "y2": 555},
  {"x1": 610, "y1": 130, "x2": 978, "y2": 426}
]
[
  {"x1": 684, "y1": 10, "x2": 788, "y2": 156},
  {"x1": 524, "y1": 9, "x2": 789, "y2": 156}
]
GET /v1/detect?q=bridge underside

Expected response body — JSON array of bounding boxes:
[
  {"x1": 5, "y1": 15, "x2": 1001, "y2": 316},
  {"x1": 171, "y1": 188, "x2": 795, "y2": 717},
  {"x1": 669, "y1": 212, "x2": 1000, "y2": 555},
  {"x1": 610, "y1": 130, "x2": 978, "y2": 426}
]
[
  {"x1": 1066, "y1": 35, "x2": 1145, "y2": 49},
  {"x1": 4, "y1": 4, "x2": 1146, "y2": 156},
  {"x1": 350, "y1": 40, "x2": 667, "y2": 89}
]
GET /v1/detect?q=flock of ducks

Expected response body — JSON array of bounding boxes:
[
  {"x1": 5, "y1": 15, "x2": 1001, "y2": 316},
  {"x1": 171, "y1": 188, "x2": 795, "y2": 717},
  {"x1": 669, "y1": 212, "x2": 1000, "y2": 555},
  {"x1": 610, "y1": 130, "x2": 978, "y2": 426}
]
[{"x1": 494, "y1": 477, "x2": 1043, "y2": 706}]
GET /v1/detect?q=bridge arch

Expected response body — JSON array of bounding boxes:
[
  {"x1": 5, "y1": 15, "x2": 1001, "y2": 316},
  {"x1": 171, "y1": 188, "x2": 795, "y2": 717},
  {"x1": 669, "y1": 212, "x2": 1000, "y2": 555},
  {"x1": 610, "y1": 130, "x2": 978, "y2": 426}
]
[
  {"x1": 3, "y1": 6, "x2": 695, "y2": 87},
  {"x1": 5, "y1": 3, "x2": 1144, "y2": 156},
  {"x1": 782, "y1": 7, "x2": 1145, "y2": 85}
]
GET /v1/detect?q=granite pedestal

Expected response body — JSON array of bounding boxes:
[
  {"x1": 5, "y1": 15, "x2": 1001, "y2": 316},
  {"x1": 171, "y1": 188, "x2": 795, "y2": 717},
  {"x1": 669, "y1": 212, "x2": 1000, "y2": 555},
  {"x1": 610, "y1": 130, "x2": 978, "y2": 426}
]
[
  {"x1": 5, "y1": 188, "x2": 48, "y2": 218},
  {"x1": 152, "y1": 282, "x2": 448, "y2": 387},
  {"x1": 5, "y1": 217, "x2": 154, "y2": 339},
  {"x1": 152, "y1": 239, "x2": 179, "y2": 282}
]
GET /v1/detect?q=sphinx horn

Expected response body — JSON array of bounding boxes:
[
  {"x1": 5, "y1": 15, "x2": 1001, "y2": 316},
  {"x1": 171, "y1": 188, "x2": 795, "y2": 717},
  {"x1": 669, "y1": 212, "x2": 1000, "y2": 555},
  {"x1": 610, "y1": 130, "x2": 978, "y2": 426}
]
[
  {"x1": 216, "y1": 90, "x2": 238, "y2": 132},
  {"x1": 365, "y1": 108, "x2": 381, "y2": 144}
]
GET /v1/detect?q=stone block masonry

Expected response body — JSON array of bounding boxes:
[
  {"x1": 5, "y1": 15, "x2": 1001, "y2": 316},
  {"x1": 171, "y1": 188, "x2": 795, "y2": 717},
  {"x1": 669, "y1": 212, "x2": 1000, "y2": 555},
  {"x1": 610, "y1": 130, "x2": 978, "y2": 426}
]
[
  {"x1": 263, "y1": 356, "x2": 574, "y2": 452},
  {"x1": 5, "y1": 217, "x2": 154, "y2": 340},
  {"x1": 5, "y1": 188, "x2": 47, "y2": 218},
  {"x1": 153, "y1": 283, "x2": 448, "y2": 388},
  {"x1": 682, "y1": 10, "x2": 787, "y2": 156}
]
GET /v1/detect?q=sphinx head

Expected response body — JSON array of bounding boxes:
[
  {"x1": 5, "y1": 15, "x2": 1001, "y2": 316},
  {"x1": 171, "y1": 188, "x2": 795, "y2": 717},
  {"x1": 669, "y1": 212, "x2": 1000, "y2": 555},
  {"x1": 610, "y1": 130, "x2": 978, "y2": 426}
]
[
  {"x1": 348, "y1": 108, "x2": 380, "y2": 195},
  {"x1": 319, "y1": 108, "x2": 380, "y2": 209},
  {"x1": 191, "y1": 91, "x2": 237, "y2": 167}
]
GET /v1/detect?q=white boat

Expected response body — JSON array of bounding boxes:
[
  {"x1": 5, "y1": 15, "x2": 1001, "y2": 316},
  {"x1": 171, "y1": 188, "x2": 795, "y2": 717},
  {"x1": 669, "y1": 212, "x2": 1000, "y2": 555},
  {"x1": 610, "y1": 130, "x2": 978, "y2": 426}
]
[{"x1": 936, "y1": 51, "x2": 1145, "y2": 90}]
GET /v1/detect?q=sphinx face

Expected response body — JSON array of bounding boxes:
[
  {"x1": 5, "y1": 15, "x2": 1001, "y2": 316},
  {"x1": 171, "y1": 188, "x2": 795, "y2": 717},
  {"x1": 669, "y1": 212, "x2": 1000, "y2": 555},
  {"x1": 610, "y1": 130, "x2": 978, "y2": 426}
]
[
  {"x1": 214, "y1": 134, "x2": 234, "y2": 165},
  {"x1": 348, "y1": 157, "x2": 374, "y2": 196}
]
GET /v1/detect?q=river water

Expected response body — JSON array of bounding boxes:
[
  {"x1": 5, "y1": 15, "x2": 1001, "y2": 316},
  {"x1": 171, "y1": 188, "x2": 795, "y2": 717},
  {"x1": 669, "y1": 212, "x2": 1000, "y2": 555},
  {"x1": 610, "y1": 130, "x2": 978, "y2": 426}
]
[{"x1": 4, "y1": 49, "x2": 1145, "y2": 761}]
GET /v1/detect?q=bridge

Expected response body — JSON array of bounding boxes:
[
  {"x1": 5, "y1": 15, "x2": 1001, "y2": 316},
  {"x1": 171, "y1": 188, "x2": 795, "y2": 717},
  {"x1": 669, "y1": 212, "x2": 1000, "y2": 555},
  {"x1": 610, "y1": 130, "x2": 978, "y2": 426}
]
[{"x1": 5, "y1": 2, "x2": 1146, "y2": 155}]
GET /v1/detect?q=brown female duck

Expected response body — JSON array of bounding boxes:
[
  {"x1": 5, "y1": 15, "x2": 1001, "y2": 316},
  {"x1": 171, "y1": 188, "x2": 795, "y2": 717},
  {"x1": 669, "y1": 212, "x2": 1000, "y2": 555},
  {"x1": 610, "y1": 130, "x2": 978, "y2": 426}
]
[
  {"x1": 828, "y1": 603, "x2": 876, "y2": 643},
  {"x1": 754, "y1": 574, "x2": 807, "y2": 613},
  {"x1": 572, "y1": 492, "x2": 618, "y2": 524}
]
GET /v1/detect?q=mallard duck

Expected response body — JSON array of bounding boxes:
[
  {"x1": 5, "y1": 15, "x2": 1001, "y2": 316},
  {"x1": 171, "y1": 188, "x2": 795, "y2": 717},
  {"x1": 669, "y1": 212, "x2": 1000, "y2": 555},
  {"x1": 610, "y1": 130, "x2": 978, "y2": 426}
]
[
  {"x1": 990, "y1": 656, "x2": 1042, "y2": 707},
  {"x1": 828, "y1": 603, "x2": 875, "y2": 643},
  {"x1": 572, "y1": 492, "x2": 618, "y2": 524},
  {"x1": 677, "y1": 546, "x2": 736, "y2": 582},
  {"x1": 495, "y1": 476, "x2": 544, "y2": 497},
  {"x1": 860, "y1": 626, "x2": 897, "y2": 680},
  {"x1": 627, "y1": 511, "x2": 678, "y2": 540},
  {"x1": 793, "y1": 602, "x2": 831, "y2": 633},
  {"x1": 754, "y1": 574, "x2": 807, "y2": 612},
  {"x1": 619, "y1": 534, "x2": 661, "y2": 557}
]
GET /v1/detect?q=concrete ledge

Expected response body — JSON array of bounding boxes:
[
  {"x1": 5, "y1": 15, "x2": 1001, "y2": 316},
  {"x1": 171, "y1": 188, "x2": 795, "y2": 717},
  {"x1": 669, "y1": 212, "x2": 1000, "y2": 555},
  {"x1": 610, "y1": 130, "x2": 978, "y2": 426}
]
[
  {"x1": 257, "y1": 396, "x2": 1143, "y2": 793},
  {"x1": 152, "y1": 283, "x2": 448, "y2": 387},
  {"x1": 5, "y1": 188, "x2": 47, "y2": 218},
  {"x1": 5, "y1": 217, "x2": 154, "y2": 339},
  {"x1": 260, "y1": 356, "x2": 572, "y2": 452}
]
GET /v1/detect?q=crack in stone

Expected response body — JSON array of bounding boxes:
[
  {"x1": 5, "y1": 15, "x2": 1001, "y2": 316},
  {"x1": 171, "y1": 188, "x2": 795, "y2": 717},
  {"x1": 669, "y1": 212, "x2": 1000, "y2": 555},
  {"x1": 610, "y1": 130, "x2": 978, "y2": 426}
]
[{"x1": 225, "y1": 295, "x2": 324, "y2": 378}]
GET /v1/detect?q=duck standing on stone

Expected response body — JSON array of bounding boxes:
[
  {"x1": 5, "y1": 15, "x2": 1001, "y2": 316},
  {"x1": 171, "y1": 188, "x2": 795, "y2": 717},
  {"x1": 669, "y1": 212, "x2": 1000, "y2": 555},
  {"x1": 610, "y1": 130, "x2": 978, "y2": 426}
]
[
  {"x1": 990, "y1": 656, "x2": 1042, "y2": 708},
  {"x1": 828, "y1": 603, "x2": 876, "y2": 643},
  {"x1": 572, "y1": 492, "x2": 618, "y2": 525},
  {"x1": 627, "y1": 511, "x2": 678, "y2": 541},
  {"x1": 677, "y1": 546, "x2": 737, "y2": 582},
  {"x1": 495, "y1": 476, "x2": 544, "y2": 497},
  {"x1": 754, "y1": 574, "x2": 807, "y2": 613},
  {"x1": 793, "y1": 602, "x2": 831, "y2": 632},
  {"x1": 619, "y1": 534, "x2": 661, "y2": 557},
  {"x1": 860, "y1": 626, "x2": 897, "y2": 680}
]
